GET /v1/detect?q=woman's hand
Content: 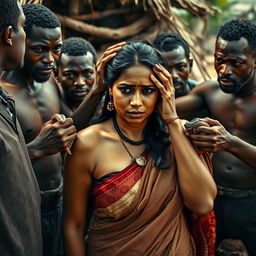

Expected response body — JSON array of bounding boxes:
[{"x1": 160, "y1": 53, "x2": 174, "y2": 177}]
[
  {"x1": 94, "y1": 42, "x2": 126, "y2": 93},
  {"x1": 150, "y1": 64, "x2": 177, "y2": 122}
]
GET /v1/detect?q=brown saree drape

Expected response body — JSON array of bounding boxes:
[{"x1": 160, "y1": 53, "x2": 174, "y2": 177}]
[{"x1": 87, "y1": 153, "x2": 196, "y2": 255}]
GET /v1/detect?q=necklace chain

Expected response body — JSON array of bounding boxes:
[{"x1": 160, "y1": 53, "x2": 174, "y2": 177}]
[
  {"x1": 112, "y1": 116, "x2": 145, "y2": 145},
  {"x1": 119, "y1": 137, "x2": 147, "y2": 167},
  {"x1": 120, "y1": 139, "x2": 135, "y2": 160},
  {"x1": 112, "y1": 116, "x2": 147, "y2": 166}
]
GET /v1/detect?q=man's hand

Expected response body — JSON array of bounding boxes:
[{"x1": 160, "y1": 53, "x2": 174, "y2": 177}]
[
  {"x1": 184, "y1": 118, "x2": 210, "y2": 134},
  {"x1": 27, "y1": 114, "x2": 77, "y2": 160},
  {"x1": 186, "y1": 117, "x2": 233, "y2": 152},
  {"x1": 94, "y1": 41, "x2": 126, "y2": 93}
]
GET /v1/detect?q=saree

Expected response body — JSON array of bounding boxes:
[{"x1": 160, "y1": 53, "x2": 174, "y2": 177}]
[
  {"x1": 87, "y1": 152, "x2": 215, "y2": 256},
  {"x1": 189, "y1": 152, "x2": 216, "y2": 256}
]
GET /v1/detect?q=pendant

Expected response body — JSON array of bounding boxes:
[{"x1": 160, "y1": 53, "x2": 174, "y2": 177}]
[{"x1": 135, "y1": 155, "x2": 147, "y2": 167}]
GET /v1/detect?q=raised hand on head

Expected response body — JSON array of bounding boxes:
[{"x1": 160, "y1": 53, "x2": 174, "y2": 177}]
[
  {"x1": 94, "y1": 42, "x2": 126, "y2": 93},
  {"x1": 150, "y1": 63, "x2": 177, "y2": 122}
]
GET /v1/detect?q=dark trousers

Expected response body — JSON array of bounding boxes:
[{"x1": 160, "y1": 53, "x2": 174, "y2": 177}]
[
  {"x1": 41, "y1": 195, "x2": 63, "y2": 256},
  {"x1": 215, "y1": 195, "x2": 256, "y2": 256}
]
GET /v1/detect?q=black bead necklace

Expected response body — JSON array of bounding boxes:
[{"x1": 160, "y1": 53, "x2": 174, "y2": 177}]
[{"x1": 112, "y1": 116, "x2": 145, "y2": 145}]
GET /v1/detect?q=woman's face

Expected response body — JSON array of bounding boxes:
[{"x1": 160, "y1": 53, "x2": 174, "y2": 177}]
[{"x1": 110, "y1": 64, "x2": 159, "y2": 126}]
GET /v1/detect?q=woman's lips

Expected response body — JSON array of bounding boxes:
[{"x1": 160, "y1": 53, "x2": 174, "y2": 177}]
[{"x1": 127, "y1": 112, "x2": 144, "y2": 117}]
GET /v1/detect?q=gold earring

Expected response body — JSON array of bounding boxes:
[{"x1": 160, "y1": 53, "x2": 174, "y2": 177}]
[{"x1": 107, "y1": 95, "x2": 114, "y2": 111}]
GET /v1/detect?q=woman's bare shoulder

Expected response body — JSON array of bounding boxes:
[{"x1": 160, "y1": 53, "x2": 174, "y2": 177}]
[{"x1": 75, "y1": 120, "x2": 112, "y2": 150}]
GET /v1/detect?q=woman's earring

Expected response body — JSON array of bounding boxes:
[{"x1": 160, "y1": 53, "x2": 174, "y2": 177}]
[{"x1": 107, "y1": 95, "x2": 114, "y2": 111}]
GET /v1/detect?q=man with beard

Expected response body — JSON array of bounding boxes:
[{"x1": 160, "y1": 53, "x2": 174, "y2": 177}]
[
  {"x1": 56, "y1": 37, "x2": 97, "y2": 111},
  {"x1": 0, "y1": 0, "x2": 42, "y2": 255},
  {"x1": 176, "y1": 18, "x2": 256, "y2": 255},
  {"x1": 2, "y1": 4, "x2": 76, "y2": 256}
]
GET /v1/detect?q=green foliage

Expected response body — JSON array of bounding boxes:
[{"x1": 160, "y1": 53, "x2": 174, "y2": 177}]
[{"x1": 173, "y1": 0, "x2": 241, "y2": 36}]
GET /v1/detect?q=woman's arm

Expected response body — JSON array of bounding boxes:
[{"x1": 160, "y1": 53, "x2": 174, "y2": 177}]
[
  {"x1": 168, "y1": 119, "x2": 216, "y2": 215},
  {"x1": 151, "y1": 64, "x2": 216, "y2": 216},
  {"x1": 63, "y1": 132, "x2": 93, "y2": 256}
]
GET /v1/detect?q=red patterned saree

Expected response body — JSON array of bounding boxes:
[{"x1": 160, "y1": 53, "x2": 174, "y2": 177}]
[{"x1": 87, "y1": 152, "x2": 215, "y2": 256}]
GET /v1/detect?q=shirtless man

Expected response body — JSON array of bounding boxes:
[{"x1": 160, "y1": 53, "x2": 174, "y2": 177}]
[
  {"x1": 154, "y1": 32, "x2": 209, "y2": 120},
  {"x1": 176, "y1": 18, "x2": 256, "y2": 255},
  {"x1": 153, "y1": 32, "x2": 199, "y2": 98},
  {"x1": 56, "y1": 37, "x2": 97, "y2": 111},
  {"x1": 0, "y1": 0, "x2": 42, "y2": 255},
  {"x1": 2, "y1": 4, "x2": 76, "y2": 256}
]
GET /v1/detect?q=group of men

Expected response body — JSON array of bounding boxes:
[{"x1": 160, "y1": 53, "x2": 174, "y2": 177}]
[
  {"x1": 1, "y1": 0, "x2": 256, "y2": 255},
  {"x1": 0, "y1": 1, "x2": 98, "y2": 255}
]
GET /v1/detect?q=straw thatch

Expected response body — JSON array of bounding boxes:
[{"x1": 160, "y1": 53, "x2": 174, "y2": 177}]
[{"x1": 20, "y1": 0, "x2": 219, "y2": 80}]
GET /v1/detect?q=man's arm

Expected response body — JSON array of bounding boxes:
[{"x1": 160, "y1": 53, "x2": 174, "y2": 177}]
[
  {"x1": 27, "y1": 116, "x2": 76, "y2": 162},
  {"x1": 71, "y1": 88, "x2": 104, "y2": 132},
  {"x1": 71, "y1": 42, "x2": 126, "y2": 132},
  {"x1": 175, "y1": 81, "x2": 211, "y2": 118},
  {"x1": 187, "y1": 118, "x2": 256, "y2": 168}
]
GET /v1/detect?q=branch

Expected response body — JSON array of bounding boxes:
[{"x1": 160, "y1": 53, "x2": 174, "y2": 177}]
[
  {"x1": 72, "y1": 8, "x2": 133, "y2": 21},
  {"x1": 56, "y1": 13, "x2": 155, "y2": 40}
]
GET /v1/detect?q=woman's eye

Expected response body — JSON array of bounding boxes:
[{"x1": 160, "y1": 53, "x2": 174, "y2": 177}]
[
  {"x1": 120, "y1": 88, "x2": 133, "y2": 94},
  {"x1": 143, "y1": 88, "x2": 154, "y2": 95}
]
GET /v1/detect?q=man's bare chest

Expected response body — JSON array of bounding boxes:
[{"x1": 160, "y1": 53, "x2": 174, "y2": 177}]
[
  {"x1": 208, "y1": 93, "x2": 256, "y2": 139},
  {"x1": 14, "y1": 87, "x2": 60, "y2": 142}
]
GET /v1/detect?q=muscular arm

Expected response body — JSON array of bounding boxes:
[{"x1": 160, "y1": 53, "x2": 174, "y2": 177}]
[
  {"x1": 229, "y1": 136, "x2": 256, "y2": 168},
  {"x1": 189, "y1": 118, "x2": 256, "y2": 168},
  {"x1": 175, "y1": 81, "x2": 215, "y2": 118},
  {"x1": 63, "y1": 132, "x2": 93, "y2": 256},
  {"x1": 26, "y1": 117, "x2": 76, "y2": 162},
  {"x1": 71, "y1": 89, "x2": 104, "y2": 131},
  {"x1": 176, "y1": 93, "x2": 204, "y2": 118}
]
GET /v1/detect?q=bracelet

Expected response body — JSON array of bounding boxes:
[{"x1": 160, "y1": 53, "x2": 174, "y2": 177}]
[{"x1": 165, "y1": 116, "x2": 179, "y2": 124}]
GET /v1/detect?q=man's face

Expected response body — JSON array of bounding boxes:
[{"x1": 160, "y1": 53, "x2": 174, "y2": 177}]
[
  {"x1": 58, "y1": 52, "x2": 95, "y2": 108},
  {"x1": 23, "y1": 25, "x2": 62, "y2": 82},
  {"x1": 5, "y1": 3, "x2": 26, "y2": 70},
  {"x1": 162, "y1": 45, "x2": 192, "y2": 97},
  {"x1": 214, "y1": 36, "x2": 256, "y2": 94}
]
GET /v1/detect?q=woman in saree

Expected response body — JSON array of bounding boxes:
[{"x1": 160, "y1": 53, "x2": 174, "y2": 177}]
[{"x1": 63, "y1": 41, "x2": 217, "y2": 256}]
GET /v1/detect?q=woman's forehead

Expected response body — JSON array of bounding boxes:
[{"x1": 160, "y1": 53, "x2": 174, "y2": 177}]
[{"x1": 114, "y1": 64, "x2": 153, "y2": 84}]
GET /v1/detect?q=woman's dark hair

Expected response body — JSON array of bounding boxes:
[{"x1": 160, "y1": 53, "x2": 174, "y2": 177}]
[{"x1": 93, "y1": 41, "x2": 171, "y2": 169}]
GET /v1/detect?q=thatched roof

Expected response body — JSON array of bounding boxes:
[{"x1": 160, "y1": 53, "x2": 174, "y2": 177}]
[{"x1": 20, "y1": 0, "x2": 218, "y2": 80}]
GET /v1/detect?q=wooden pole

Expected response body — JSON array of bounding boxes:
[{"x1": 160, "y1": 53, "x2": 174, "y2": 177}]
[{"x1": 56, "y1": 13, "x2": 155, "y2": 40}]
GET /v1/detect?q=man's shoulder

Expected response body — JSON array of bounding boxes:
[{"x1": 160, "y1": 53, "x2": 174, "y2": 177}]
[
  {"x1": 188, "y1": 79, "x2": 199, "y2": 89},
  {"x1": 190, "y1": 80, "x2": 219, "y2": 95},
  {"x1": 1, "y1": 81, "x2": 23, "y2": 93}
]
